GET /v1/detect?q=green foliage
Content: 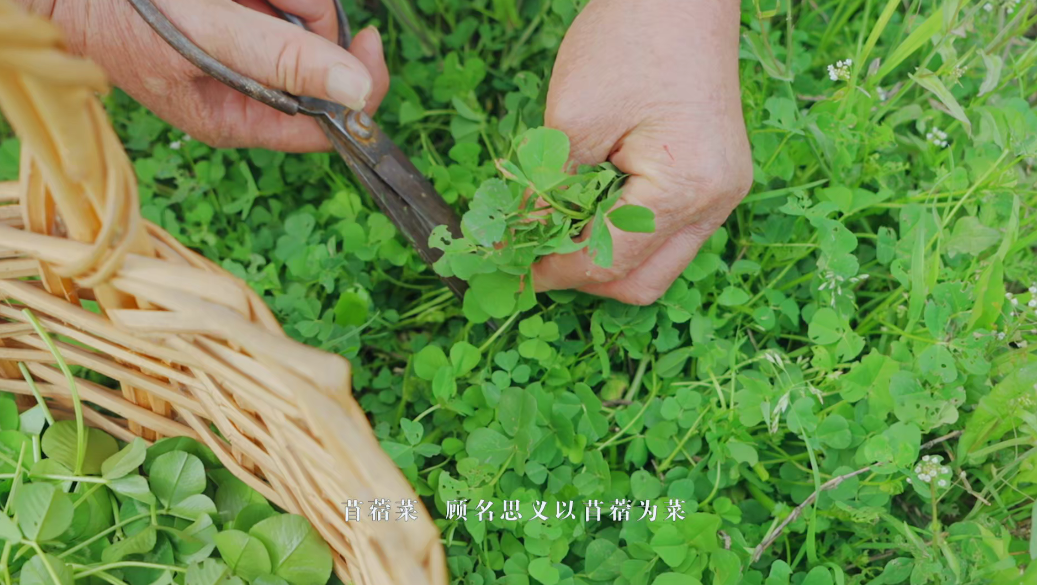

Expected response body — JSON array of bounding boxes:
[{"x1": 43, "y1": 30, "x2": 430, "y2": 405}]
[
  {"x1": 3, "y1": 0, "x2": 1037, "y2": 583},
  {"x1": 431, "y1": 126, "x2": 654, "y2": 321},
  {"x1": 0, "y1": 406, "x2": 332, "y2": 585}
]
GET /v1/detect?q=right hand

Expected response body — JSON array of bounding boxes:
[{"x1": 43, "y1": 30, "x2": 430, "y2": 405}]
[{"x1": 18, "y1": 0, "x2": 390, "y2": 153}]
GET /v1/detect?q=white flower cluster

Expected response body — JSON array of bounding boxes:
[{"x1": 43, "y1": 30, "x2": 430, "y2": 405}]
[
  {"x1": 926, "y1": 128, "x2": 949, "y2": 148},
  {"x1": 948, "y1": 65, "x2": 968, "y2": 85},
  {"x1": 906, "y1": 455, "x2": 952, "y2": 488},
  {"x1": 1008, "y1": 385, "x2": 1036, "y2": 410},
  {"x1": 827, "y1": 59, "x2": 853, "y2": 82},
  {"x1": 1004, "y1": 287, "x2": 1037, "y2": 320},
  {"x1": 170, "y1": 134, "x2": 191, "y2": 151}
]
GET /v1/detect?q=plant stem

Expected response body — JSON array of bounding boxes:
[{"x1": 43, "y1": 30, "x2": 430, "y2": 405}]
[{"x1": 24, "y1": 309, "x2": 86, "y2": 476}]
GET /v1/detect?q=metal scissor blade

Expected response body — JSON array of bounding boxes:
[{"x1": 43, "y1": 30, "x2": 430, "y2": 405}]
[{"x1": 315, "y1": 115, "x2": 469, "y2": 300}]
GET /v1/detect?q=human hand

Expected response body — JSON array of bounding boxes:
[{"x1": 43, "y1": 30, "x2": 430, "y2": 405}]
[
  {"x1": 19, "y1": 0, "x2": 389, "y2": 152},
  {"x1": 532, "y1": 0, "x2": 753, "y2": 305}
]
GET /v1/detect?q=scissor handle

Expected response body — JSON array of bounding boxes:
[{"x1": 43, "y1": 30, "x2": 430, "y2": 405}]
[{"x1": 126, "y1": 0, "x2": 353, "y2": 116}]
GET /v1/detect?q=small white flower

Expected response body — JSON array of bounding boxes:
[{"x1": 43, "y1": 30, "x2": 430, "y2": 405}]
[
  {"x1": 915, "y1": 466, "x2": 922, "y2": 473},
  {"x1": 926, "y1": 127, "x2": 950, "y2": 148},
  {"x1": 1028, "y1": 300, "x2": 1037, "y2": 308},
  {"x1": 1011, "y1": 297, "x2": 1019, "y2": 306},
  {"x1": 827, "y1": 60, "x2": 852, "y2": 82},
  {"x1": 1007, "y1": 292, "x2": 1015, "y2": 299},
  {"x1": 984, "y1": 1, "x2": 994, "y2": 10},
  {"x1": 941, "y1": 467, "x2": 950, "y2": 475},
  {"x1": 906, "y1": 477, "x2": 913, "y2": 484},
  {"x1": 938, "y1": 479, "x2": 948, "y2": 487},
  {"x1": 998, "y1": 332, "x2": 1007, "y2": 340},
  {"x1": 919, "y1": 474, "x2": 931, "y2": 482},
  {"x1": 170, "y1": 141, "x2": 182, "y2": 151},
  {"x1": 922, "y1": 455, "x2": 931, "y2": 462},
  {"x1": 1028, "y1": 285, "x2": 1036, "y2": 294},
  {"x1": 183, "y1": 134, "x2": 192, "y2": 142}
]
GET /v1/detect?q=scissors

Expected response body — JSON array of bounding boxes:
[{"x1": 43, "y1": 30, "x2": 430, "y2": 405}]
[{"x1": 126, "y1": 0, "x2": 468, "y2": 300}]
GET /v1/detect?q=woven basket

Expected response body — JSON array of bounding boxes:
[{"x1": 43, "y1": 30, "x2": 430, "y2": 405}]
[{"x1": 0, "y1": 3, "x2": 446, "y2": 584}]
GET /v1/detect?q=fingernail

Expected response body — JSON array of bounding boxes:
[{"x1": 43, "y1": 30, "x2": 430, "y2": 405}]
[{"x1": 326, "y1": 63, "x2": 371, "y2": 111}]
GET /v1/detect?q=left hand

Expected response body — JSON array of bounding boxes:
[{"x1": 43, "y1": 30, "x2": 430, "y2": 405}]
[
  {"x1": 532, "y1": 0, "x2": 753, "y2": 305},
  {"x1": 22, "y1": 0, "x2": 390, "y2": 153}
]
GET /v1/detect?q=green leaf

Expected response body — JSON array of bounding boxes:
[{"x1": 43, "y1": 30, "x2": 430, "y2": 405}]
[
  {"x1": 528, "y1": 558, "x2": 560, "y2": 585},
  {"x1": 102, "y1": 437, "x2": 148, "y2": 479},
  {"x1": 469, "y1": 272, "x2": 521, "y2": 319},
  {"x1": 41, "y1": 422, "x2": 118, "y2": 475},
  {"x1": 171, "y1": 493, "x2": 219, "y2": 520},
  {"x1": 631, "y1": 470, "x2": 662, "y2": 500},
  {"x1": 742, "y1": 31, "x2": 793, "y2": 80},
  {"x1": 874, "y1": 7, "x2": 943, "y2": 83},
  {"x1": 656, "y1": 348, "x2": 693, "y2": 379},
  {"x1": 333, "y1": 291, "x2": 369, "y2": 328},
  {"x1": 0, "y1": 513, "x2": 21, "y2": 541},
  {"x1": 466, "y1": 428, "x2": 515, "y2": 467},
  {"x1": 1030, "y1": 503, "x2": 1037, "y2": 561},
  {"x1": 234, "y1": 503, "x2": 277, "y2": 532},
  {"x1": 584, "y1": 539, "x2": 628, "y2": 580},
  {"x1": 186, "y1": 558, "x2": 234, "y2": 585},
  {"x1": 802, "y1": 567, "x2": 833, "y2": 585},
  {"x1": 249, "y1": 514, "x2": 333, "y2": 585},
  {"x1": 252, "y1": 576, "x2": 291, "y2": 585},
  {"x1": 726, "y1": 440, "x2": 759, "y2": 466},
  {"x1": 103, "y1": 525, "x2": 158, "y2": 562},
  {"x1": 588, "y1": 206, "x2": 614, "y2": 268},
  {"x1": 808, "y1": 308, "x2": 844, "y2": 345},
  {"x1": 450, "y1": 342, "x2": 482, "y2": 377},
  {"x1": 946, "y1": 217, "x2": 1000, "y2": 258},
  {"x1": 787, "y1": 397, "x2": 819, "y2": 434},
  {"x1": 817, "y1": 414, "x2": 852, "y2": 449},
  {"x1": 967, "y1": 260, "x2": 1004, "y2": 332},
  {"x1": 651, "y1": 525, "x2": 688, "y2": 567},
  {"x1": 517, "y1": 128, "x2": 571, "y2": 191},
  {"x1": 607, "y1": 205, "x2": 656, "y2": 233},
  {"x1": 0, "y1": 396, "x2": 18, "y2": 431},
  {"x1": 717, "y1": 287, "x2": 751, "y2": 307},
  {"x1": 150, "y1": 451, "x2": 207, "y2": 507},
  {"x1": 497, "y1": 387, "x2": 537, "y2": 437},
  {"x1": 20, "y1": 554, "x2": 73, "y2": 585},
  {"x1": 215, "y1": 529, "x2": 274, "y2": 581},
  {"x1": 14, "y1": 483, "x2": 73, "y2": 541},
  {"x1": 109, "y1": 475, "x2": 156, "y2": 504},
  {"x1": 910, "y1": 69, "x2": 972, "y2": 135},
  {"x1": 652, "y1": 574, "x2": 702, "y2": 585},
  {"x1": 216, "y1": 476, "x2": 266, "y2": 526},
  {"x1": 978, "y1": 51, "x2": 1003, "y2": 96},
  {"x1": 414, "y1": 345, "x2": 450, "y2": 381}
]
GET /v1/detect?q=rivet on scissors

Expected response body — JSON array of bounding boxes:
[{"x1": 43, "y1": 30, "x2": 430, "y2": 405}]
[{"x1": 346, "y1": 110, "x2": 374, "y2": 140}]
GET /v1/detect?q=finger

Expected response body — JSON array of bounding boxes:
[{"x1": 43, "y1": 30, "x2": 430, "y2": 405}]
[
  {"x1": 531, "y1": 171, "x2": 677, "y2": 292},
  {"x1": 161, "y1": 0, "x2": 373, "y2": 110},
  {"x1": 578, "y1": 223, "x2": 710, "y2": 306},
  {"x1": 347, "y1": 26, "x2": 390, "y2": 115},
  {"x1": 201, "y1": 82, "x2": 332, "y2": 151},
  {"x1": 264, "y1": 0, "x2": 340, "y2": 42}
]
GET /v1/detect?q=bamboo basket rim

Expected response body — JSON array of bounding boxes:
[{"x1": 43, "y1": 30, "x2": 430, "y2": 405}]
[{"x1": 0, "y1": 2, "x2": 447, "y2": 584}]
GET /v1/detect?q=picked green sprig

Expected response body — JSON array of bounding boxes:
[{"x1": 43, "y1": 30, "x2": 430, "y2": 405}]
[{"x1": 430, "y1": 127, "x2": 655, "y2": 323}]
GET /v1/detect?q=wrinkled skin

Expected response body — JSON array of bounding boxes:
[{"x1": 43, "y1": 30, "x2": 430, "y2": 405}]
[
  {"x1": 18, "y1": 0, "x2": 390, "y2": 152},
  {"x1": 533, "y1": 0, "x2": 753, "y2": 305}
]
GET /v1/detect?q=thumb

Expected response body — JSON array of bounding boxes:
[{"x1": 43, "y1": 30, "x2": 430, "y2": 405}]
[{"x1": 161, "y1": 0, "x2": 378, "y2": 111}]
